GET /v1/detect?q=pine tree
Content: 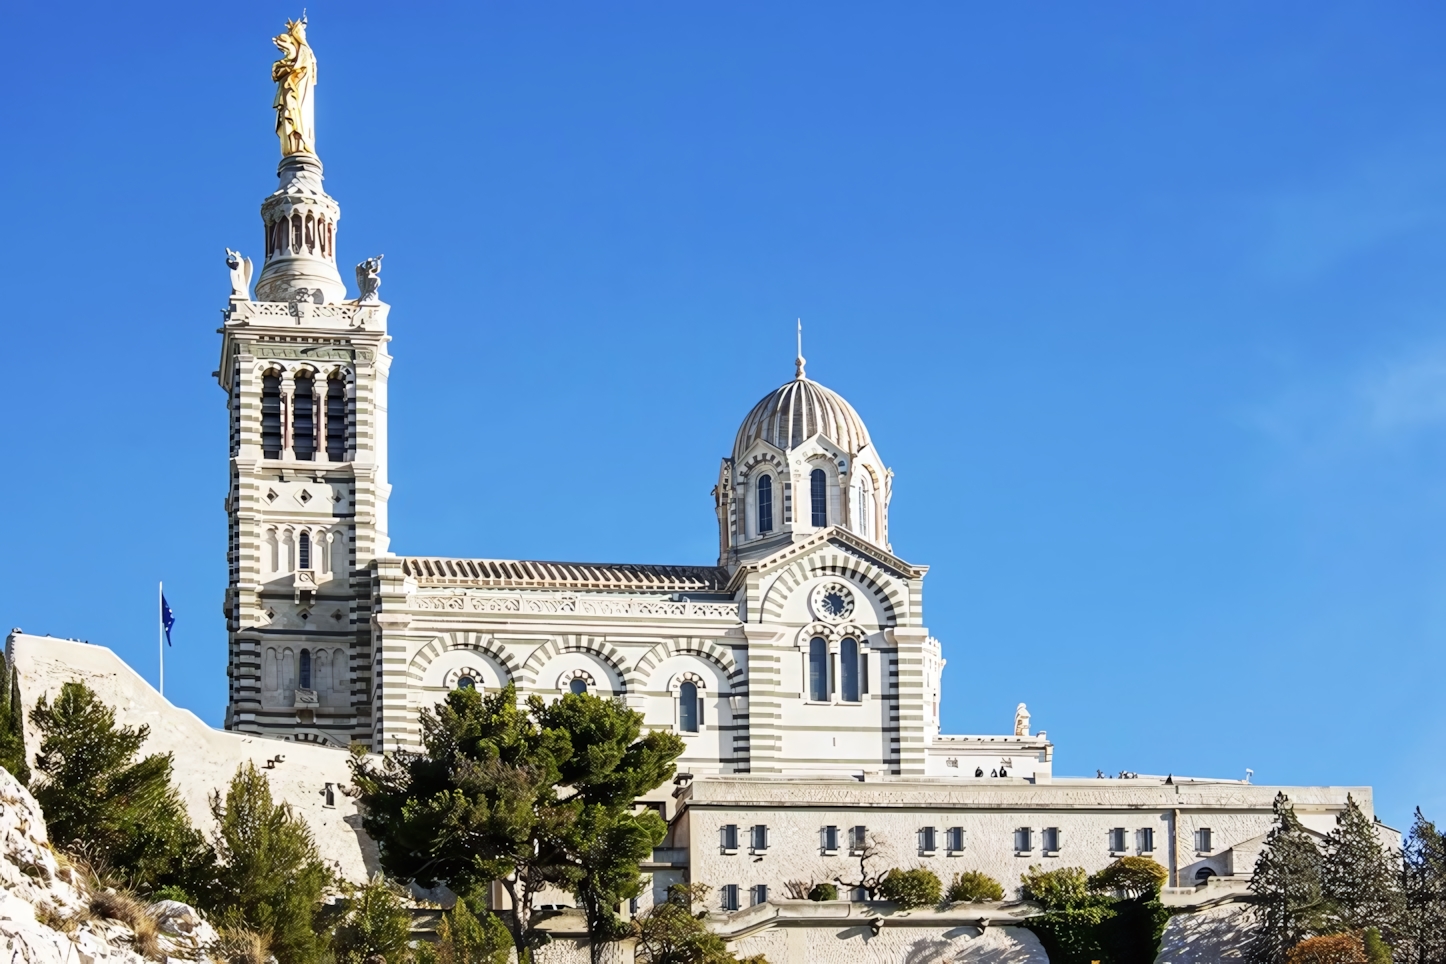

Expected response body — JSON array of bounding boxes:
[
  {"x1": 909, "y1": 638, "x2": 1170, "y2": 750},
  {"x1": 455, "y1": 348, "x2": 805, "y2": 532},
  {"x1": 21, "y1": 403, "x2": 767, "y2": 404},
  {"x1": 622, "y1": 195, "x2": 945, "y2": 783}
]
[
  {"x1": 1250, "y1": 792, "x2": 1327, "y2": 964},
  {"x1": 29, "y1": 680, "x2": 207, "y2": 892},
  {"x1": 1321, "y1": 795, "x2": 1401, "y2": 937},
  {"x1": 1397, "y1": 809, "x2": 1446, "y2": 964},
  {"x1": 0, "y1": 650, "x2": 29, "y2": 784},
  {"x1": 208, "y1": 762, "x2": 331, "y2": 964}
]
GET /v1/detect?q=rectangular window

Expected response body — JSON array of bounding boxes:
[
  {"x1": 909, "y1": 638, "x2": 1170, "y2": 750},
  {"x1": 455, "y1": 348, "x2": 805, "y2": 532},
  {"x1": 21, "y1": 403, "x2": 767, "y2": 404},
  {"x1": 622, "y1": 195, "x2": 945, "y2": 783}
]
[
  {"x1": 720, "y1": 824, "x2": 739, "y2": 852},
  {"x1": 1014, "y1": 827, "x2": 1033, "y2": 853},
  {"x1": 918, "y1": 826, "x2": 937, "y2": 854},
  {"x1": 1042, "y1": 827, "x2": 1060, "y2": 852},
  {"x1": 721, "y1": 885, "x2": 740, "y2": 912},
  {"x1": 1197, "y1": 828, "x2": 1213, "y2": 853},
  {"x1": 821, "y1": 825, "x2": 839, "y2": 853},
  {"x1": 1109, "y1": 827, "x2": 1126, "y2": 852},
  {"x1": 751, "y1": 825, "x2": 769, "y2": 852},
  {"x1": 861, "y1": 651, "x2": 869, "y2": 695},
  {"x1": 946, "y1": 827, "x2": 965, "y2": 852},
  {"x1": 750, "y1": 884, "x2": 769, "y2": 906},
  {"x1": 848, "y1": 825, "x2": 868, "y2": 853},
  {"x1": 850, "y1": 887, "x2": 868, "y2": 902},
  {"x1": 1138, "y1": 827, "x2": 1155, "y2": 853}
]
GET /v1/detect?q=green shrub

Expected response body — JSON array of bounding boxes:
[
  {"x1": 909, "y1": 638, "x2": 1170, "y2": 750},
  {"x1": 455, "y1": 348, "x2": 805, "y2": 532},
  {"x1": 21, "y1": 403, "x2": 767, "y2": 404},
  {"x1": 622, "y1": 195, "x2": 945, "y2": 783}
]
[
  {"x1": 1023, "y1": 892, "x2": 1169, "y2": 964},
  {"x1": 947, "y1": 870, "x2": 1004, "y2": 903},
  {"x1": 877, "y1": 868, "x2": 941, "y2": 909},
  {"x1": 1363, "y1": 928, "x2": 1391, "y2": 964},
  {"x1": 333, "y1": 876, "x2": 414, "y2": 964},
  {"x1": 1020, "y1": 865, "x2": 1090, "y2": 910},
  {"x1": 807, "y1": 882, "x2": 838, "y2": 902},
  {"x1": 208, "y1": 762, "x2": 331, "y2": 964},
  {"x1": 431, "y1": 898, "x2": 512, "y2": 964},
  {"x1": 1087, "y1": 857, "x2": 1168, "y2": 899}
]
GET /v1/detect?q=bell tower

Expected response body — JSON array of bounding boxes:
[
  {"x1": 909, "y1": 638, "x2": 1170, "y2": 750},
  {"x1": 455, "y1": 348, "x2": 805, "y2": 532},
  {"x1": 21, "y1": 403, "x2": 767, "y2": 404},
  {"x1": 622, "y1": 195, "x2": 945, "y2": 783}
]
[{"x1": 218, "y1": 18, "x2": 390, "y2": 747}]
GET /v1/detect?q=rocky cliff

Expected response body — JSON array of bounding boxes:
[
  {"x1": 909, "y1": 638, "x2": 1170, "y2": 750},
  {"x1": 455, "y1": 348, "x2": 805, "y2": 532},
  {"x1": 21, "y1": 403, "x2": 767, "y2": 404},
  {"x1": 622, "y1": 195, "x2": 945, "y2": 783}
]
[{"x1": 0, "y1": 767, "x2": 219, "y2": 964}]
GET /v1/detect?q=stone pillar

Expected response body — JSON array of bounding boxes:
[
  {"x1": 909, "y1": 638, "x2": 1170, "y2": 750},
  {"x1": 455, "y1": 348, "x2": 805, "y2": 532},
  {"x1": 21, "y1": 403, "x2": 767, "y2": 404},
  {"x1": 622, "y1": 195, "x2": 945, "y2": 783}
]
[
  {"x1": 740, "y1": 624, "x2": 787, "y2": 773},
  {"x1": 889, "y1": 627, "x2": 930, "y2": 775}
]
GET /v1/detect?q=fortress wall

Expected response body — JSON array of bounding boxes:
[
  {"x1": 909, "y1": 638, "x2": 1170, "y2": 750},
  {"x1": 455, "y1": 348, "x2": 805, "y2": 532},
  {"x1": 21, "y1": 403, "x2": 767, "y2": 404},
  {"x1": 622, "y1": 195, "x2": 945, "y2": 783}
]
[{"x1": 6, "y1": 633, "x2": 377, "y2": 883}]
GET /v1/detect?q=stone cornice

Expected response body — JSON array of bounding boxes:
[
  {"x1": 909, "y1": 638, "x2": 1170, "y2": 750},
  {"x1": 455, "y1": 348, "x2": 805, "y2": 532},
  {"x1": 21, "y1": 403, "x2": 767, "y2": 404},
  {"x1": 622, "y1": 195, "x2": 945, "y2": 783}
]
[{"x1": 727, "y1": 526, "x2": 927, "y2": 590}]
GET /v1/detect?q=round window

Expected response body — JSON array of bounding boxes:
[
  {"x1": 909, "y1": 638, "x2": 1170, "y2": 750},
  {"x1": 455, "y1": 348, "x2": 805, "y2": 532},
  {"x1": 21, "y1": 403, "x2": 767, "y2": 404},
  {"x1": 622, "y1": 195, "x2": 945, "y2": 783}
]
[
  {"x1": 457, "y1": 676, "x2": 475, "y2": 690},
  {"x1": 569, "y1": 678, "x2": 588, "y2": 696},
  {"x1": 810, "y1": 581, "x2": 856, "y2": 622}
]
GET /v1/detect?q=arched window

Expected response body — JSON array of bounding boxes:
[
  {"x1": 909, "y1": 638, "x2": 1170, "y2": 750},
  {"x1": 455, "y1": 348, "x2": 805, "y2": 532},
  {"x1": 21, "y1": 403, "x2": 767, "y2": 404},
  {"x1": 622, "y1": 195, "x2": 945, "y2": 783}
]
[
  {"x1": 298, "y1": 531, "x2": 311, "y2": 570},
  {"x1": 679, "y1": 681, "x2": 699, "y2": 733},
  {"x1": 811, "y1": 469, "x2": 827, "y2": 527},
  {"x1": 261, "y1": 373, "x2": 282, "y2": 458},
  {"x1": 569, "y1": 678, "x2": 588, "y2": 696},
  {"x1": 326, "y1": 376, "x2": 347, "y2": 461},
  {"x1": 757, "y1": 475, "x2": 774, "y2": 534},
  {"x1": 293, "y1": 372, "x2": 316, "y2": 460},
  {"x1": 808, "y1": 637, "x2": 828, "y2": 701},
  {"x1": 840, "y1": 638, "x2": 860, "y2": 702},
  {"x1": 457, "y1": 676, "x2": 476, "y2": 690},
  {"x1": 857, "y1": 476, "x2": 872, "y2": 539},
  {"x1": 299, "y1": 649, "x2": 312, "y2": 689}
]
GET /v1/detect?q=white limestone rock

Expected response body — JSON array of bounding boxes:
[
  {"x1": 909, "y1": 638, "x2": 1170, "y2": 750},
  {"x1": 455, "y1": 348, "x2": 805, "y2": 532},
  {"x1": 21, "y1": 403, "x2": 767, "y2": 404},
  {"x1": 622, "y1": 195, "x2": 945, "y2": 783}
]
[{"x1": 0, "y1": 768, "x2": 215, "y2": 964}]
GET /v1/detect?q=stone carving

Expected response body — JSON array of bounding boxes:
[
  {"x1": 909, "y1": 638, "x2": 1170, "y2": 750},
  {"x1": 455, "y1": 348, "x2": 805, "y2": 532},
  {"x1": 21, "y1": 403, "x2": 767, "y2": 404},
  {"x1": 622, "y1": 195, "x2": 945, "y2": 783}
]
[
  {"x1": 238, "y1": 341, "x2": 371, "y2": 362},
  {"x1": 225, "y1": 249, "x2": 254, "y2": 300},
  {"x1": 355, "y1": 256, "x2": 383, "y2": 304},
  {"x1": 409, "y1": 592, "x2": 739, "y2": 619},
  {"x1": 1014, "y1": 702, "x2": 1030, "y2": 737},
  {"x1": 272, "y1": 17, "x2": 318, "y2": 156}
]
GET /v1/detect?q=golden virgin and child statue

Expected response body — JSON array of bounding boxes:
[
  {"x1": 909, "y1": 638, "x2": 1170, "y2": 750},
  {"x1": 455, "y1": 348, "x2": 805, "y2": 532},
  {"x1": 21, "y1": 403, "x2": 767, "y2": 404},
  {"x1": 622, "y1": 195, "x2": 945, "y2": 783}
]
[{"x1": 272, "y1": 17, "x2": 318, "y2": 156}]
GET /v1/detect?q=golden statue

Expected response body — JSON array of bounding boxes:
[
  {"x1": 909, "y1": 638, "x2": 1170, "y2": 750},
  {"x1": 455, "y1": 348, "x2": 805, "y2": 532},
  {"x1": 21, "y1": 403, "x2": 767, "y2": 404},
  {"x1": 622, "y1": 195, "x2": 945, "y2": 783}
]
[{"x1": 272, "y1": 17, "x2": 317, "y2": 156}]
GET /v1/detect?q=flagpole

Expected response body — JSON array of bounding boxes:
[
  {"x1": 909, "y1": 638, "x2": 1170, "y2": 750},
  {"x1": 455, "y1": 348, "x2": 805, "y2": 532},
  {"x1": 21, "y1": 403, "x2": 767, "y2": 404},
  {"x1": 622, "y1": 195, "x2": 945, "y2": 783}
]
[{"x1": 158, "y1": 581, "x2": 164, "y2": 698}]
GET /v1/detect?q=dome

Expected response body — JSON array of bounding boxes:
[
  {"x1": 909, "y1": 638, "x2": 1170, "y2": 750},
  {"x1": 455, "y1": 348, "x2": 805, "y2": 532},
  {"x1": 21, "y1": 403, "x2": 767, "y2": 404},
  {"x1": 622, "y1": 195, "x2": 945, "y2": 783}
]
[{"x1": 733, "y1": 358, "x2": 871, "y2": 461}]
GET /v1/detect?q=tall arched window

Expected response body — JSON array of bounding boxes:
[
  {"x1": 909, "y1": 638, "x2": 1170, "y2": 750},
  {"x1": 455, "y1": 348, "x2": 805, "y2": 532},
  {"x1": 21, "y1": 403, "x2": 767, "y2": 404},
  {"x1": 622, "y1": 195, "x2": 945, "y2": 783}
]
[
  {"x1": 857, "y1": 476, "x2": 873, "y2": 539},
  {"x1": 840, "y1": 638, "x2": 860, "y2": 702},
  {"x1": 299, "y1": 648, "x2": 312, "y2": 689},
  {"x1": 811, "y1": 469, "x2": 827, "y2": 527},
  {"x1": 809, "y1": 637, "x2": 828, "y2": 701},
  {"x1": 298, "y1": 531, "x2": 311, "y2": 570},
  {"x1": 261, "y1": 372, "x2": 282, "y2": 459},
  {"x1": 679, "y1": 681, "x2": 699, "y2": 733},
  {"x1": 326, "y1": 376, "x2": 347, "y2": 462},
  {"x1": 757, "y1": 475, "x2": 774, "y2": 534},
  {"x1": 293, "y1": 373, "x2": 316, "y2": 460}
]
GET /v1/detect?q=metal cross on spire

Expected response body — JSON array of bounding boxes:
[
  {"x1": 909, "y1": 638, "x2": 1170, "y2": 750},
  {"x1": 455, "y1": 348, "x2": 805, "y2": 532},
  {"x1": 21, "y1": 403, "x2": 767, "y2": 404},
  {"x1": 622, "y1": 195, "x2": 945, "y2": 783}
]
[{"x1": 795, "y1": 318, "x2": 806, "y2": 380}]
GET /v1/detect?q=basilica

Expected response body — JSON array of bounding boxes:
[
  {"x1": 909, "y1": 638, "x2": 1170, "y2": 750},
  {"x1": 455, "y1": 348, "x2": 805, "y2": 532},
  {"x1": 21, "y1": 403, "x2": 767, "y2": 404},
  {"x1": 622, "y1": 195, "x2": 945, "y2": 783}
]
[{"x1": 209, "y1": 19, "x2": 1377, "y2": 933}]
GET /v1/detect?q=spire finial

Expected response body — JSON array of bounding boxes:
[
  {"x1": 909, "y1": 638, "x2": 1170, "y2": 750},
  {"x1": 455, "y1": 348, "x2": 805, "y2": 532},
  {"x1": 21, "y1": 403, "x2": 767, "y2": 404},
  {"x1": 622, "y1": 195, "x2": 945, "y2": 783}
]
[{"x1": 795, "y1": 318, "x2": 806, "y2": 380}]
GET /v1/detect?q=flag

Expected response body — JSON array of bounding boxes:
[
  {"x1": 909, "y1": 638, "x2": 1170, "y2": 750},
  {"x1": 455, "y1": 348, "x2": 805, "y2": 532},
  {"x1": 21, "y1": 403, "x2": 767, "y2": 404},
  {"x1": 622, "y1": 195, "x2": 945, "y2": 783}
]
[{"x1": 161, "y1": 595, "x2": 175, "y2": 647}]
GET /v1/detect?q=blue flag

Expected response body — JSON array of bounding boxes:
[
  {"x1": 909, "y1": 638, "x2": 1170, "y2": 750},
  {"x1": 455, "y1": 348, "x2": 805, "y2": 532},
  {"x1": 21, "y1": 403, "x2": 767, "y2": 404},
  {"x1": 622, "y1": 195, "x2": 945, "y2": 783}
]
[{"x1": 161, "y1": 595, "x2": 175, "y2": 646}]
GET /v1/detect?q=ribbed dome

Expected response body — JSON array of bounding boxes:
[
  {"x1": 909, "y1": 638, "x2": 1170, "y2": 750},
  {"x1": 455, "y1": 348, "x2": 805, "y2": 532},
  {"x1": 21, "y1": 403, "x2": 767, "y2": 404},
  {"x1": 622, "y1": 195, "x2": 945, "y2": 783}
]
[{"x1": 733, "y1": 370, "x2": 871, "y2": 460}]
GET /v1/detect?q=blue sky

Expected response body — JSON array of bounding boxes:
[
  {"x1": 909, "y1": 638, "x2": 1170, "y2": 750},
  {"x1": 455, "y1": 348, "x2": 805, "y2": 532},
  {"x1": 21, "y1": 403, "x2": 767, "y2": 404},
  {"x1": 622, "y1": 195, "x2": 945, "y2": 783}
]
[{"x1": 3, "y1": 2, "x2": 1446, "y2": 828}]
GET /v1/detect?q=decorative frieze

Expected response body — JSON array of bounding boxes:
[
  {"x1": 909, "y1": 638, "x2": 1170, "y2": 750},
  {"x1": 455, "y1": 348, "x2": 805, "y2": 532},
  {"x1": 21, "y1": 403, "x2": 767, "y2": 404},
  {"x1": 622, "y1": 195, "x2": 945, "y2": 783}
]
[
  {"x1": 409, "y1": 592, "x2": 740, "y2": 620},
  {"x1": 237, "y1": 340, "x2": 374, "y2": 362}
]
